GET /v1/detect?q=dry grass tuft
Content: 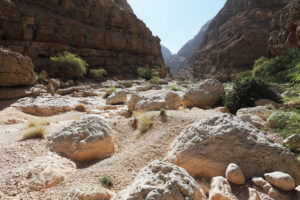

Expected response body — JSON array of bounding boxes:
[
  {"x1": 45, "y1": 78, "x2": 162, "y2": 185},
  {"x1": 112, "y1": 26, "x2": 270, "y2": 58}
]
[
  {"x1": 23, "y1": 126, "x2": 46, "y2": 140},
  {"x1": 23, "y1": 119, "x2": 48, "y2": 140},
  {"x1": 75, "y1": 103, "x2": 86, "y2": 112},
  {"x1": 134, "y1": 112, "x2": 154, "y2": 135}
]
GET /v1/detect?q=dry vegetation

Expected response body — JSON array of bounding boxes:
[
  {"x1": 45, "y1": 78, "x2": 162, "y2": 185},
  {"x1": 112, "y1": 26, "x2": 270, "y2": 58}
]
[{"x1": 22, "y1": 119, "x2": 48, "y2": 140}]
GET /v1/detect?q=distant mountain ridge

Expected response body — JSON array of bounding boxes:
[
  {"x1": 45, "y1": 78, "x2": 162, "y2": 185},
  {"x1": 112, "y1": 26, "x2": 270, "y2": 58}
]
[
  {"x1": 166, "y1": 20, "x2": 211, "y2": 75},
  {"x1": 161, "y1": 45, "x2": 173, "y2": 63}
]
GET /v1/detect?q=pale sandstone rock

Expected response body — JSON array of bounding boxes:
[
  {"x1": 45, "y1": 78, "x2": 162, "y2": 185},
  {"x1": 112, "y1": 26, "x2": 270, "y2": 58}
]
[
  {"x1": 115, "y1": 160, "x2": 207, "y2": 200},
  {"x1": 0, "y1": 49, "x2": 36, "y2": 87},
  {"x1": 255, "y1": 99, "x2": 277, "y2": 107},
  {"x1": 236, "y1": 106, "x2": 273, "y2": 120},
  {"x1": 283, "y1": 134, "x2": 300, "y2": 152},
  {"x1": 49, "y1": 78, "x2": 61, "y2": 89},
  {"x1": 49, "y1": 115, "x2": 115, "y2": 162},
  {"x1": 248, "y1": 188, "x2": 260, "y2": 200},
  {"x1": 252, "y1": 177, "x2": 281, "y2": 199},
  {"x1": 13, "y1": 94, "x2": 78, "y2": 116},
  {"x1": 182, "y1": 79, "x2": 225, "y2": 108},
  {"x1": 135, "y1": 99, "x2": 166, "y2": 111},
  {"x1": 208, "y1": 176, "x2": 238, "y2": 200},
  {"x1": 240, "y1": 114, "x2": 266, "y2": 128},
  {"x1": 25, "y1": 153, "x2": 76, "y2": 191},
  {"x1": 225, "y1": 163, "x2": 245, "y2": 185},
  {"x1": 127, "y1": 94, "x2": 143, "y2": 112},
  {"x1": 164, "y1": 114, "x2": 300, "y2": 181},
  {"x1": 252, "y1": 177, "x2": 268, "y2": 188},
  {"x1": 214, "y1": 107, "x2": 230, "y2": 113},
  {"x1": 106, "y1": 90, "x2": 128, "y2": 105},
  {"x1": 264, "y1": 172, "x2": 295, "y2": 191},
  {"x1": 164, "y1": 91, "x2": 181, "y2": 110},
  {"x1": 68, "y1": 184, "x2": 115, "y2": 200},
  {"x1": 135, "y1": 92, "x2": 181, "y2": 111}
]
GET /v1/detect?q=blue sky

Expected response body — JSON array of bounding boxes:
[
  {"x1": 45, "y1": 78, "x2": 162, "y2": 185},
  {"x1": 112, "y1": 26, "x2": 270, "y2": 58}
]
[{"x1": 127, "y1": 0, "x2": 226, "y2": 54}]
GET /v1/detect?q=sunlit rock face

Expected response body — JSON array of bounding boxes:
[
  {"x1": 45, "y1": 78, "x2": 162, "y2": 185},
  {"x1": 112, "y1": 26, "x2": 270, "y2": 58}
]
[
  {"x1": 0, "y1": 0, "x2": 167, "y2": 78},
  {"x1": 191, "y1": 0, "x2": 288, "y2": 81},
  {"x1": 269, "y1": 0, "x2": 300, "y2": 56}
]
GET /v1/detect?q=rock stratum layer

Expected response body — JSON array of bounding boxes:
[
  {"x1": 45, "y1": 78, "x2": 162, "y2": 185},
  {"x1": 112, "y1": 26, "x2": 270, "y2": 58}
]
[
  {"x1": 191, "y1": 0, "x2": 288, "y2": 81},
  {"x1": 0, "y1": 0, "x2": 166, "y2": 78},
  {"x1": 269, "y1": 0, "x2": 300, "y2": 56}
]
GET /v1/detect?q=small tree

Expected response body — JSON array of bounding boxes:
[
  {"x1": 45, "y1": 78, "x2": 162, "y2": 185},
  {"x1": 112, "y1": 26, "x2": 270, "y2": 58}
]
[
  {"x1": 137, "y1": 67, "x2": 153, "y2": 80},
  {"x1": 50, "y1": 52, "x2": 87, "y2": 79},
  {"x1": 224, "y1": 77, "x2": 281, "y2": 113}
]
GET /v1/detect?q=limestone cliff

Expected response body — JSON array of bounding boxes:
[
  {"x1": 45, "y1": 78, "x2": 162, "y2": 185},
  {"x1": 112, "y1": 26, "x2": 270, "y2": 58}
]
[
  {"x1": 191, "y1": 0, "x2": 288, "y2": 81},
  {"x1": 0, "y1": 0, "x2": 166, "y2": 78},
  {"x1": 269, "y1": 0, "x2": 300, "y2": 56},
  {"x1": 167, "y1": 20, "x2": 211, "y2": 75}
]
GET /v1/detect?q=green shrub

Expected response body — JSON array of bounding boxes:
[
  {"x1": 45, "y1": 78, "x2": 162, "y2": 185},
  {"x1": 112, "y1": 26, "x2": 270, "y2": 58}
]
[
  {"x1": 252, "y1": 48, "x2": 300, "y2": 83},
  {"x1": 103, "y1": 86, "x2": 116, "y2": 99},
  {"x1": 170, "y1": 83, "x2": 181, "y2": 91},
  {"x1": 50, "y1": 52, "x2": 87, "y2": 79},
  {"x1": 292, "y1": 62, "x2": 300, "y2": 83},
  {"x1": 224, "y1": 77, "x2": 281, "y2": 113},
  {"x1": 149, "y1": 76, "x2": 160, "y2": 84},
  {"x1": 90, "y1": 68, "x2": 107, "y2": 78},
  {"x1": 137, "y1": 67, "x2": 153, "y2": 80},
  {"x1": 160, "y1": 108, "x2": 166, "y2": 116},
  {"x1": 267, "y1": 111, "x2": 300, "y2": 139},
  {"x1": 100, "y1": 175, "x2": 113, "y2": 187},
  {"x1": 234, "y1": 70, "x2": 252, "y2": 80}
]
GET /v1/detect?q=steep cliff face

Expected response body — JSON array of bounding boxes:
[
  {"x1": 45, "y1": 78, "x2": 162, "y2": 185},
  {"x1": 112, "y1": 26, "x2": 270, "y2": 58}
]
[
  {"x1": 167, "y1": 20, "x2": 211, "y2": 75},
  {"x1": 0, "y1": 0, "x2": 166, "y2": 78},
  {"x1": 269, "y1": 0, "x2": 300, "y2": 56},
  {"x1": 161, "y1": 45, "x2": 172, "y2": 63},
  {"x1": 191, "y1": 0, "x2": 288, "y2": 81}
]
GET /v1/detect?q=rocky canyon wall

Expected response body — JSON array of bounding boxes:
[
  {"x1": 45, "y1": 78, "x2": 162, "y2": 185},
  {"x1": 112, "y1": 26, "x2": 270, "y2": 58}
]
[
  {"x1": 269, "y1": 0, "x2": 300, "y2": 56},
  {"x1": 191, "y1": 0, "x2": 288, "y2": 81},
  {"x1": 0, "y1": 0, "x2": 166, "y2": 78}
]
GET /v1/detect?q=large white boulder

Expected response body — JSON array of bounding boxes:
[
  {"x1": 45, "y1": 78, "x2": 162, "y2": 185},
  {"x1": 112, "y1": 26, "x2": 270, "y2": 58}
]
[
  {"x1": 264, "y1": 171, "x2": 296, "y2": 192},
  {"x1": 135, "y1": 92, "x2": 181, "y2": 111},
  {"x1": 115, "y1": 160, "x2": 207, "y2": 200},
  {"x1": 164, "y1": 114, "x2": 300, "y2": 181},
  {"x1": 182, "y1": 79, "x2": 225, "y2": 108},
  {"x1": 236, "y1": 106, "x2": 272, "y2": 120},
  {"x1": 48, "y1": 115, "x2": 115, "y2": 162}
]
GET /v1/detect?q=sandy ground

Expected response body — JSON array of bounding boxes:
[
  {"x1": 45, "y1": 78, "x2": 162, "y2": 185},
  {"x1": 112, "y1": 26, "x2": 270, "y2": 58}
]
[{"x1": 0, "y1": 102, "x2": 220, "y2": 199}]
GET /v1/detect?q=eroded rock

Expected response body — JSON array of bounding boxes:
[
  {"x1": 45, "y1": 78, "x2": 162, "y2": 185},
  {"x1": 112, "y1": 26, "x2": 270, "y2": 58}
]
[
  {"x1": 264, "y1": 172, "x2": 295, "y2": 192},
  {"x1": 48, "y1": 115, "x2": 115, "y2": 162},
  {"x1": 182, "y1": 79, "x2": 225, "y2": 108},
  {"x1": 0, "y1": 49, "x2": 36, "y2": 87},
  {"x1": 116, "y1": 160, "x2": 207, "y2": 200},
  {"x1": 209, "y1": 176, "x2": 237, "y2": 200},
  {"x1": 68, "y1": 184, "x2": 115, "y2": 200},
  {"x1": 236, "y1": 106, "x2": 272, "y2": 120},
  {"x1": 164, "y1": 114, "x2": 300, "y2": 181},
  {"x1": 25, "y1": 153, "x2": 76, "y2": 191},
  {"x1": 106, "y1": 90, "x2": 128, "y2": 105},
  {"x1": 225, "y1": 163, "x2": 245, "y2": 185}
]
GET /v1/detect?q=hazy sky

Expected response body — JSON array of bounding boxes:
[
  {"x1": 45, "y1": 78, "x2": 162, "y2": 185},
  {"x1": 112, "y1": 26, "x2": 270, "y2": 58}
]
[{"x1": 127, "y1": 0, "x2": 226, "y2": 54}]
